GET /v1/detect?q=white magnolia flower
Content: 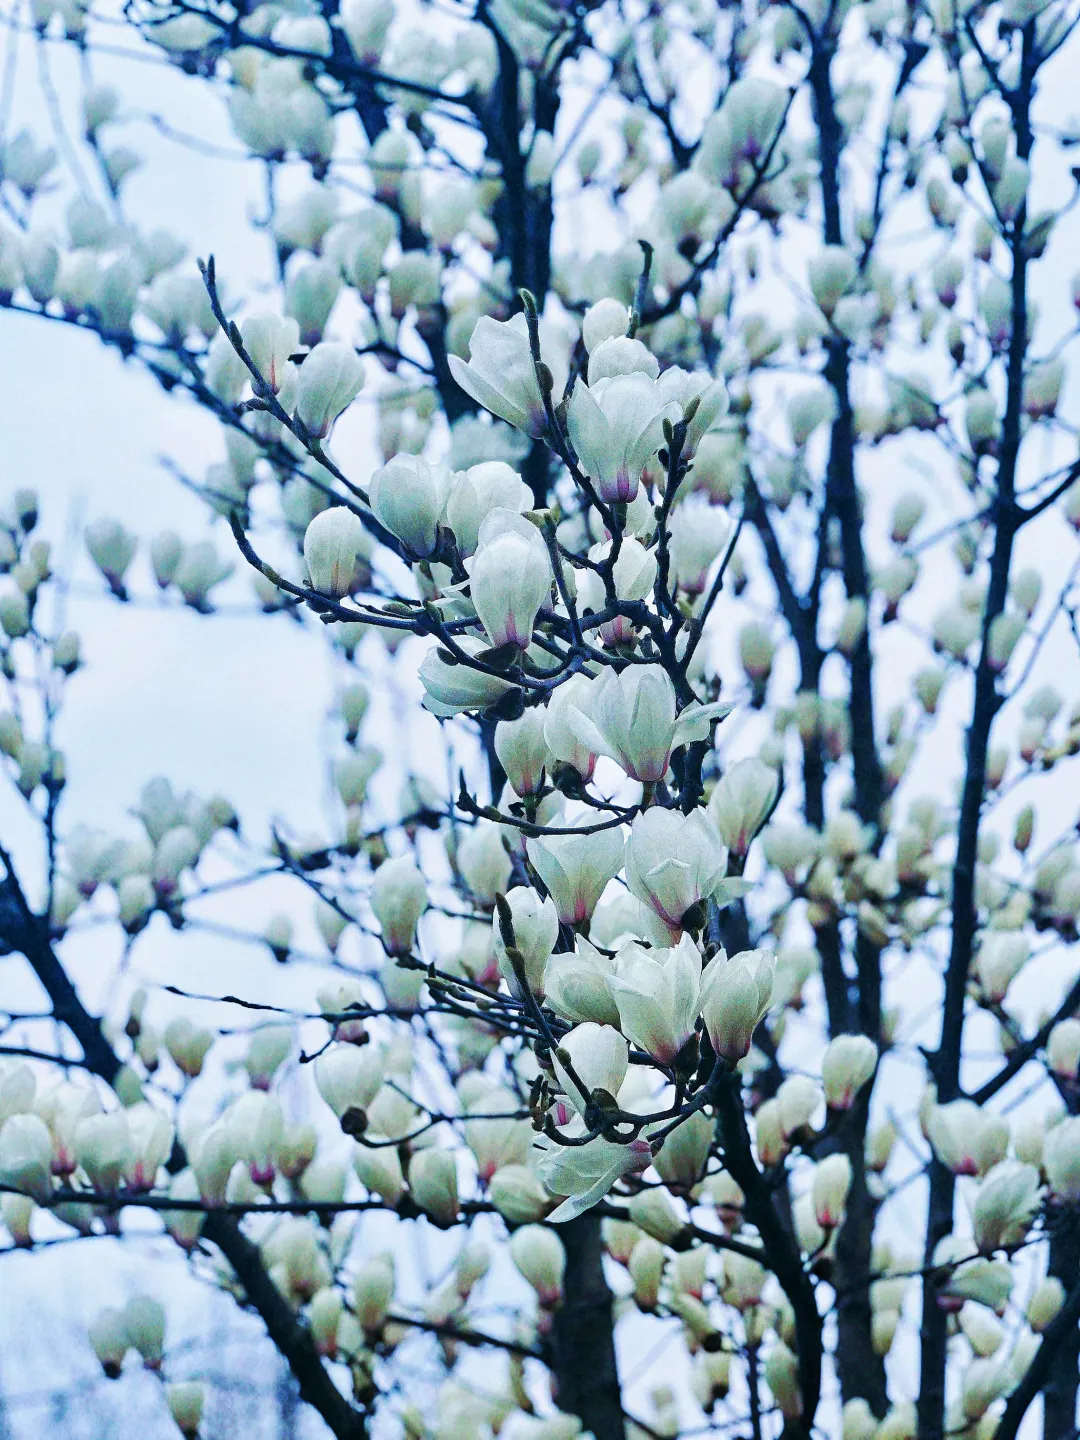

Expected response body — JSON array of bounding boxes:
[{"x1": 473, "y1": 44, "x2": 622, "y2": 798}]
[
  {"x1": 448, "y1": 313, "x2": 551, "y2": 437},
  {"x1": 534, "y1": 1128, "x2": 653, "y2": 1222},
  {"x1": 492, "y1": 885, "x2": 559, "y2": 997},
  {"x1": 655, "y1": 366, "x2": 728, "y2": 455},
  {"x1": 543, "y1": 673, "x2": 600, "y2": 779},
  {"x1": 445, "y1": 461, "x2": 532, "y2": 556},
  {"x1": 293, "y1": 342, "x2": 364, "y2": 437},
  {"x1": 551, "y1": 1023, "x2": 628, "y2": 1115},
  {"x1": 368, "y1": 454, "x2": 447, "y2": 558},
  {"x1": 543, "y1": 939, "x2": 621, "y2": 1025},
  {"x1": 708, "y1": 757, "x2": 779, "y2": 859},
  {"x1": 575, "y1": 537, "x2": 657, "y2": 647},
  {"x1": 526, "y1": 824, "x2": 625, "y2": 926},
  {"x1": 419, "y1": 637, "x2": 517, "y2": 717},
  {"x1": 566, "y1": 664, "x2": 730, "y2": 784},
  {"x1": 567, "y1": 373, "x2": 681, "y2": 502},
  {"x1": 699, "y1": 948, "x2": 775, "y2": 1064},
  {"x1": 625, "y1": 807, "x2": 738, "y2": 935},
  {"x1": 609, "y1": 933, "x2": 704, "y2": 1063},
  {"x1": 469, "y1": 510, "x2": 551, "y2": 649},
  {"x1": 303, "y1": 508, "x2": 366, "y2": 599}
]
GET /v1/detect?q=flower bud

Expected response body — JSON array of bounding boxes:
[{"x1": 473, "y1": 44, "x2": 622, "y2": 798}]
[
  {"x1": 808, "y1": 246, "x2": 857, "y2": 317},
  {"x1": 1027, "y1": 1276, "x2": 1065, "y2": 1332},
  {"x1": 303, "y1": 507, "x2": 366, "y2": 599},
  {"x1": 582, "y1": 298, "x2": 630, "y2": 353},
  {"x1": 652, "y1": 1109, "x2": 712, "y2": 1193},
  {"x1": 369, "y1": 454, "x2": 446, "y2": 557},
  {"x1": 124, "y1": 1295, "x2": 165, "y2": 1369},
  {"x1": 0, "y1": 1113, "x2": 53, "y2": 1203},
  {"x1": 764, "y1": 1341, "x2": 803, "y2": 1418},
  {"x1": 310, "y1": 1287, "x2": 344, "y2": 1357},
  {"x1": 408, "y1": 1147, "x2": 459, "y2": 1226},
  {"x1": 164, "y1": 1017, "x2": 214, "y2": 1078},
  {"x1": 822, "y1": 1035, "x2": 878, "y2": 1110},
  {"x1": 488, "y1": 1163, "x2": 552, "y2": 1223},
  {"x1": 700, "y1": 949, "x2": 775, "y2": 1064},
  {"x1": 353, "y1": 1254, "x2": 395, "y2": 1333},
  {"x1": 972, "y1": 1159, "x2": 1040, "y2": 1253},
  {"x1": 493, "y1": 886, "x2": 559, "y2": 997},
  {"x1": 628, "y1": 1188, "x2": 687, "y2": 1246},
  {"x1": 167, "y1": 1381, "x2": 206, "y2": 1438},
  {"x1": 708, "y1": 758, "x2": 778, "y2": 859},
  {"x1": 510, "y1": 1224, "x2": 565, "y2": 1305},
  {"x1": 812, "y1": 1153, "x2": 851, "y2": 1229},
  {"x1": 240, "y1": 313, "x2": 299, "y2": 393},
  {"x1": 89, "y1": 1307, "x2": 129, "y2": 1378},
  {"x1": 294, "y1": 342, "x2": 365, "y2": 438},
  {"x1": 495, "y1": 711, "x2": 549, "y2": 796},
  {"x1": 353, "y1": 1139, "x2": 406, "y2": 1205},
  {"x1": 86, "y1": 519, "x2": 136, "y2": 591},
  {"x1": 974, "y1": 932, "x2": 1030, "y2": 1002},
  {"x1": 1047, "y1": 1018, "x2": 1080, "y2": 1080},
  {"x1": 370, "y1": 856, "x2": 427, "y2": 956},
  {"x1": 1045, "y1": 1116, "x2": 1080, "y2": 1202},
  {"x1": 628, "y1": 1235, "x2": 665, "y2": 1310},
  {"x1": 315, "y1": 1044, "x2": 385, "y2": 1132}
]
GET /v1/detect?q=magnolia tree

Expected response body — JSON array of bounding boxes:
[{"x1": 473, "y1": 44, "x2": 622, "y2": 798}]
[{"x1": 3, "y1": 0, "x2": 1080, "y2": 1435}]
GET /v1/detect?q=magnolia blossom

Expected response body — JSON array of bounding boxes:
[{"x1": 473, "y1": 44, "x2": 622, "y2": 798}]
[
  {"x1": 655, "y1": 366, "x2": 728, "y2": 455},
  {"x1": 419, "y1": 637, "x2": 517, "y2": 717},
  {"x1": 708, "y1": 757, "x2": 779, "y2": 858},
  {"x1": 448, "y1": 313, "x2": 550, "y2": 437},
  {"x1": 445, "y1": 461, "x2": 532, "y2": 556},
  {"x1": 566, "y1": 373, "x2": 681, "y2": 502},
  {"x1": 608, "y1": 934, "x2": 703, "y2": 1064},
  {"x1": 303, "y1": 508, "x2": 366, "y2": 598},
  {"x1": 494, "y1": 711, "x2": 549, "y2": 796},
  {"x1": 812, "y1": 1153, "x2": 852, "y2": 1229},
  {"x1": 552, "y1": 1023, "x2": 628, "y2": 1116},
  {"x1": 492, "y1": 885, "x2": 559, "y2": 997},
  {"x1": 469, "y1": 510, "x2": 551, "y2": 649},
  {"x1": 370, "y1": 855, "x2": 427, "y2": 956},
  {"x1": 972, "y1": 1160, "x2": 1040, "y2": 1253},
  {"x1": 624, "y1": 807, "x2": 733, "y2": 936},
  {"x1": 668, "y1": 499, "x2": 731, "y2": 594},
  {"x1": 699, "y1": 948, "x2": 775, "y2": 1063},
  {"x1": 543, "y1": 939, "x2": 620, "y2": 1025},
  {"x1": 575, "y1": 538, "x2": 657, "y2": 646},
  {"x1": 240, "y1": 312, "x2": 299, "y2": 393},
  {"x1": 526, "y1": 825, "x2": 624, "y2": 926},
  {"x1": 510, "y1": 1225, "x2": 566, "y2": 1306},
  {"x1": 534, "y1": 1129, "x2": 653, "y2": 1223},
  {"x1": 973, "y1": 931, "x2": 1031, "y2": 1001},
  {"x1": 293, "y1": 341, "x2": 364, "y2": 437},
  {"x1": 0, "y1": 1113, "x2": 53, "y2": 1204},
  {"x1": 1044, "y1": 1116, "x2": 1080, "y2": 1202},
  {"x1": 566, "y1": 664, "x2": 730, "y2": 785},
  {"x1": 587, "y1": 335, "x2": 659, "y2": 382},
  {"x1": 368, "y1": 454, "x2": 446, "y2": 558},
  {"x1": 543, "y1": 673, "x2": 599, "y2": 779},
  {"x1": 927, "y1": 1099, "x2": 1009, "y2": 1177},
  {"x1": 821, "y1": 1034, "x2": 878, "y2": 1110}
]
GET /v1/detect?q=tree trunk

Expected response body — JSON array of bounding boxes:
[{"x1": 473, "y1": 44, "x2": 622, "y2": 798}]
[
  {"x1": 549, "y1": 1214, "x2": 625, "y2": 1440},
  {"x1": 1044, "y1": 1208, "x2": 1080, "y2": 1440}
]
